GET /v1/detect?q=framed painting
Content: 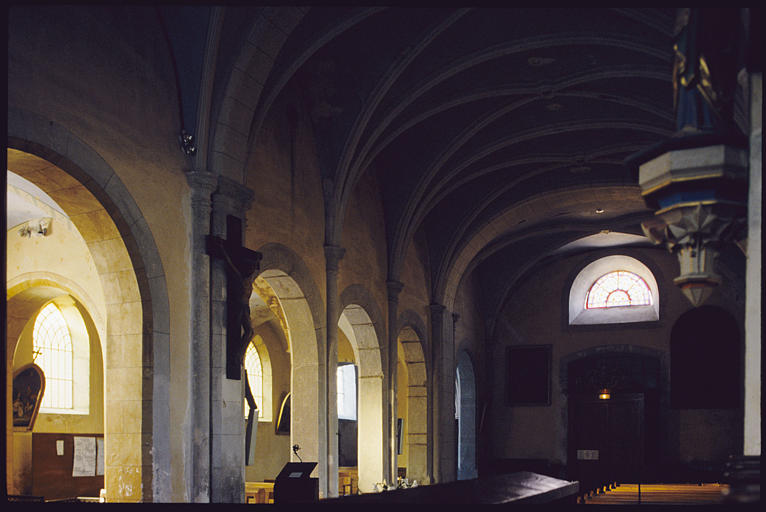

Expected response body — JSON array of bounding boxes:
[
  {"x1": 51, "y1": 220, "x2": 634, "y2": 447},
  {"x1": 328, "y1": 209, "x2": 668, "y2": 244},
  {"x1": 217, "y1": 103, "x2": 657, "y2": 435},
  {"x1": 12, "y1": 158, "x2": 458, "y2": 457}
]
[
  {"x1": 505, "y1": 345, "x2": 551, "y2": 406},
  {"x1": 13, "y1": 363, "x2": 46, "y2": 430}
]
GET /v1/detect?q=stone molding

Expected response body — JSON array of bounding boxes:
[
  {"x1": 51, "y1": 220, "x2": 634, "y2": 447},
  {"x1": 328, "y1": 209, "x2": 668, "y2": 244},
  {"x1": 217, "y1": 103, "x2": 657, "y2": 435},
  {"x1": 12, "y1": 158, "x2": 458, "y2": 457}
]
[{"x1": 324, "y1": 245, "x2": 346, "y2": 273}]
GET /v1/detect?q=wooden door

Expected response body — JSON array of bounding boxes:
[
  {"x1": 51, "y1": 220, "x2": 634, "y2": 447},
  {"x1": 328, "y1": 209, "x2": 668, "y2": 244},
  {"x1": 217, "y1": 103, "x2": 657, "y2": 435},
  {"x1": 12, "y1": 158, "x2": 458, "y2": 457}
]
[{"x1": 569, "y1": 393, "x2": 644, "y2": 486}]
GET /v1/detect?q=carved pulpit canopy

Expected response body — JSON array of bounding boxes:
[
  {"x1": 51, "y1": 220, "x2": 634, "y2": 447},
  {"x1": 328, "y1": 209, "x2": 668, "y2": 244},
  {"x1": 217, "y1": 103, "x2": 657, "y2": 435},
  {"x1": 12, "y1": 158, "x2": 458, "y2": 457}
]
[{"x1": 13, "y1": 363, "x2": 46, "y2": 431}]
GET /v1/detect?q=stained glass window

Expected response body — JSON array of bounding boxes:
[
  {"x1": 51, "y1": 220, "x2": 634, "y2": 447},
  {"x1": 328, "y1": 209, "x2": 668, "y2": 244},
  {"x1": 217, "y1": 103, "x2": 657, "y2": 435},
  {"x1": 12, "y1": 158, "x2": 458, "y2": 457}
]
[
  {"x1": 244, "y1": 343, "x2": 263, "y2": 419},
  {"x1": 33, "y1": 303, "x2": 73, "y2": 409},
  {"x1": 585, "y1": 270, "x2": 652, "y2": 309}
]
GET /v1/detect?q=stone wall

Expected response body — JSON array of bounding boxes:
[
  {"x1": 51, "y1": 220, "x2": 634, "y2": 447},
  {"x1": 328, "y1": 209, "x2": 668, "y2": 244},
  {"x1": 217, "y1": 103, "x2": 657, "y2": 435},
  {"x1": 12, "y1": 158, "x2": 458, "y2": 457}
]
[{"x1": 491, "y1": 246, "x2": 745, "y2": 472}]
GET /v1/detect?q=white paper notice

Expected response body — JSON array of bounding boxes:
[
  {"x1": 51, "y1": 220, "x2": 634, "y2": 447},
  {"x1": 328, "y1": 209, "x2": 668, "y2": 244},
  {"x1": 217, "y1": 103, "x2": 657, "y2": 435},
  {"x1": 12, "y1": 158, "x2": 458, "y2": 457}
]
[
  {"x1": 56, "y1": 439, "x2": 65, "y2": 456},
  {"x1": 73, "y1": 436, "x2": 96, "y2": 477},
  {"x1": 96, "y1": 437, "x2": 105, "y2": 476}
]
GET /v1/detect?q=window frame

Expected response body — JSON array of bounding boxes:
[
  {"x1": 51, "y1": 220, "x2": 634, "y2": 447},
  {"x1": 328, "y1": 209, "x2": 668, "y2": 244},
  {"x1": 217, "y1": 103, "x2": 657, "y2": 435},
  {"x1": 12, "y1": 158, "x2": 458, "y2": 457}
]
[
  {"x1": 243, "y1": 335, "x2": 272, "y2": 422},
  {"x1": 569, "y1": 255, "x2": 660, "y2": 325},
  {"x1": 33, "y1": 299, "x2": 90, "y2": 415}
]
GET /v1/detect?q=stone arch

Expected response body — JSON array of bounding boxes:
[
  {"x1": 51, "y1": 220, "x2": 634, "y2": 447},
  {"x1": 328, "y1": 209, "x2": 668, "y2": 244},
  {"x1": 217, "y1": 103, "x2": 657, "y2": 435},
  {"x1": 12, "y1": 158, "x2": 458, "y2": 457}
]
[
  {"x1": 455, "y1": 348, "x2": 477, "y2": 480},
  {"x1": 7, "y1": 109, "x2": 171, "y2": 501},
  {"x1": 396, "y1": 321, "x2": 429, "y2": 484},
  {"x1": 7, "y1": 274, "x2": 106, "y2": 362},
  {"x1": 338, "y1": 284, "x2": 385, "y2": 492},
  {"x1": 6, "y1": 281, "x2": 105, "y2": 494},
  {"x1": 7, "y1": 279, "x2": 104, "y2": 412},
  {"x1": 255, "y1": 242, "x2": 327, "y2": 495}
]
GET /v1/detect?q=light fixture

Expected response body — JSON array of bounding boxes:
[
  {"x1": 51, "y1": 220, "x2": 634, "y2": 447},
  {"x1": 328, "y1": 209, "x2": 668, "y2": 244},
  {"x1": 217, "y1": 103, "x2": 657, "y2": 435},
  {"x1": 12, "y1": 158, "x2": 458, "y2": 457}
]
[
  {"x1": 598, "y1": 388, "x2": 611, "y2": 400},
  {"x1": 595, "y1": 208, "x2": 605, "y2": 214}
]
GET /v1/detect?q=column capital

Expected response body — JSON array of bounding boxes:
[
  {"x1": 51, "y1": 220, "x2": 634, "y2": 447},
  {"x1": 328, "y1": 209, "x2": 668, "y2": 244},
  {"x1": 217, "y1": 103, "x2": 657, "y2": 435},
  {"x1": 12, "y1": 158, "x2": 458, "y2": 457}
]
[
  {"x1": 185, "y1": 170, "x2": 218, "y2": 194},
  {"x1": 386, "y1": 280, "x2": 404, "y2": 301},
  {"x1": 213, "y1": 175, "x2": 255, "y2": 213},
  {"x1": 324, "y1": 245, "x2": 345, "y2": 272},
  {"x1": 429, "y1": 302, "x2": 446, "y2": 316},
  {"x1": 428, "y1": 302, "x2": 447, "y2": 322}
]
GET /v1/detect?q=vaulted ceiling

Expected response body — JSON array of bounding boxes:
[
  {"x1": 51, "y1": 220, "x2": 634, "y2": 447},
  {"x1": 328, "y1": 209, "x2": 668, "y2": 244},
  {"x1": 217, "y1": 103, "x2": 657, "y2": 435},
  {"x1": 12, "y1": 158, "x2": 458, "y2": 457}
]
[
  {"x1": 173, "y1": 7, "x2": 680, "y2": 308},
  {"x1": 252, "y1": 8, "x2": 674, "y2": 301}
]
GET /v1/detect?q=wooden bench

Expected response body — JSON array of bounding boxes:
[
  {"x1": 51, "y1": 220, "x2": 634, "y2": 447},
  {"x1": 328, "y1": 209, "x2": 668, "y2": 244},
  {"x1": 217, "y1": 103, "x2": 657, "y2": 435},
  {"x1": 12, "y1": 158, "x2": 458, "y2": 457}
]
[
  {"x1": 245, "y1": 481, "x2": 275, "y2": 504},
  {"x1": 338, "y1": 466, "x2": 358, "y2": 495}
]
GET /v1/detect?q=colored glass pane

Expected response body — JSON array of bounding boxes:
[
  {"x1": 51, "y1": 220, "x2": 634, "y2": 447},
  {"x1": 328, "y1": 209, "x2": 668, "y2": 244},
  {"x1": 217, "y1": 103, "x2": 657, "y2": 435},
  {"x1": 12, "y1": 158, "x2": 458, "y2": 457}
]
[{"x1": 585, "y1": 270, "x2": 652, "y2": 309}]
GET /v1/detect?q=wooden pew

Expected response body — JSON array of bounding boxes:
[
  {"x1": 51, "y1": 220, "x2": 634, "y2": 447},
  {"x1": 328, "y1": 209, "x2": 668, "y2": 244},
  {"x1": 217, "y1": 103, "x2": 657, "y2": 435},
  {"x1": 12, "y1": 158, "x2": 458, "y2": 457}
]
[
  {"x1": 338, "y1": 466, "x2": 358, "y2": 496},
  {"x1": 245, "y1": 481, "x2": 275, "y2": 503}
]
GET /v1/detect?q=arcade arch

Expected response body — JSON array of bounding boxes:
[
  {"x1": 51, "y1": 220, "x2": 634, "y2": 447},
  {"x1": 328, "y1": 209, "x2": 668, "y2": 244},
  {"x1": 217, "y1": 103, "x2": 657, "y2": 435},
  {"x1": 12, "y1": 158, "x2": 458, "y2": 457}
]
[
  {"x1": 6, "y1": 136, "x2": 170, "y2": 502},
  {"x1": 255, "y1": 243, "x2": 327, "y2": 496},
  {"x1": 396, "y1": 325, "x2": 429, "y2": 484},
  {"x1": 337, "y1": 297, "x2": 385, "y2": 493}
]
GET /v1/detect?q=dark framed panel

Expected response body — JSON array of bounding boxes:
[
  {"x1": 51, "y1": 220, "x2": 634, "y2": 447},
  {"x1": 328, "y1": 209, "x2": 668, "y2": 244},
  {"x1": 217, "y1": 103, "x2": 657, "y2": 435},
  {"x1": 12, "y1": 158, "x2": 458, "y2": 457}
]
[
  {"x1": 13, "y1": 363, "x2": 45, "y2": 430},
  {"x1": 505, "y1": 345, "x2": 551, "y2": 406}
]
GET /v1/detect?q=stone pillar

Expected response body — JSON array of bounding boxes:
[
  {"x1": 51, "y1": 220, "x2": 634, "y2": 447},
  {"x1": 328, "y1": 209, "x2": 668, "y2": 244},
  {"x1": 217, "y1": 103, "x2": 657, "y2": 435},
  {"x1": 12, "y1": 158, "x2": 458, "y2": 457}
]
[
  {"x1": 744, "y1": 71, "x2": 761, "y2": 457},
  {"x1": 386, "y1": 280, "x2": 404, "y2": 484},
  {"x1": 209, "y1": 176, "x2": 254, "y2": 503},
  {"x1": 185, "y1": 171, "x2": 218, "y2": 502},
  {"x1": 324, "y1": 245, "x2": 345, "y2": 498},
  {"x1": 428, "y1": 303, "x2": 456, "y2": 483}
]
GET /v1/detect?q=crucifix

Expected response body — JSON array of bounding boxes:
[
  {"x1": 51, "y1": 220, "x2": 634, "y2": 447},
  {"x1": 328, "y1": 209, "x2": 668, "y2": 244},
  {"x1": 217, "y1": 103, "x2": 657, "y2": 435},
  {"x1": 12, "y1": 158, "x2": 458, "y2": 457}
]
[{"x1": 206, "y1": 214, "x2": 262, "y2": 380}]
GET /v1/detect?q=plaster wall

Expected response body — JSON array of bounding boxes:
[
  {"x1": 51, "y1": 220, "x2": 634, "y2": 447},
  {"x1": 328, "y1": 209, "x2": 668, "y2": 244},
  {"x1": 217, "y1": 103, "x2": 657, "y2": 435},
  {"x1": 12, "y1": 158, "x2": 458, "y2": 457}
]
[
  {"x1": 6, "y1": 217, "x2": 106, "y2": 340},
  {"x1": 339, "y1": 169, "x2": 388, "y2": 315},
  {"x1": 245, "y1": 93, "x2": 326, "y2": 298},
  {"x1": 492, "y1": 246, "x2": 744, "y2": 468},
  {"x1": 8, "y1": 6, "x2": 191, "y2": 500},
  {"x1": 338, "y1": 329, "x2": 355, "y2": 363}
]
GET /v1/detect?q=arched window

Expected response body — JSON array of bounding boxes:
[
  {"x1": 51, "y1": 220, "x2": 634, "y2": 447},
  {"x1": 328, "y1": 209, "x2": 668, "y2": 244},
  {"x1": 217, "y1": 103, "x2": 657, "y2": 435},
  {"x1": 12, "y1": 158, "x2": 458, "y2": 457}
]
[
  {"x1": 33, "y1": 303, "x2": 73, "y2": 410},
  {"x1": 244, "y1": 343, "x2": 263, "y2": 420},
  {"x1": 243, "y1": 335, "x2": 272, "y2": 421},
  {"x1": 585, "y1": 271, "x2": 652, "y2": 309},
  {"x1": 337, "y1": 363, "x2": 357, "y2": 421},
  {"x1": 569, "y1": 255, "x2": 659, "y2": 325}
]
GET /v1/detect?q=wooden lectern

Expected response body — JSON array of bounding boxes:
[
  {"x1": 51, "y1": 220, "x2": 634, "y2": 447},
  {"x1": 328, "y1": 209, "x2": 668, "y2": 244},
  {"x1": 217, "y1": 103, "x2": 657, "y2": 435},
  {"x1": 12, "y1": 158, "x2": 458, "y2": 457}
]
[{"x1": 274, "y1": 462, "x2": 318, "y2": 504}]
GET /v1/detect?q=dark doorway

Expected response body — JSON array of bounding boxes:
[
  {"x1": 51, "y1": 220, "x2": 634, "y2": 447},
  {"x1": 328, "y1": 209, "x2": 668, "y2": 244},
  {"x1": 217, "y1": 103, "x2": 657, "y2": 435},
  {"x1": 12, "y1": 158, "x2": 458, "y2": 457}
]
[
  {"x1": 567, "y1": 352, "x2": 660, "y2": 486},
  {"x1": 569, "y1": 393, "x2": 644, "y2": 487},
  {"x1": 670, "y1": 305, "x2": 741, "y2": 409}
]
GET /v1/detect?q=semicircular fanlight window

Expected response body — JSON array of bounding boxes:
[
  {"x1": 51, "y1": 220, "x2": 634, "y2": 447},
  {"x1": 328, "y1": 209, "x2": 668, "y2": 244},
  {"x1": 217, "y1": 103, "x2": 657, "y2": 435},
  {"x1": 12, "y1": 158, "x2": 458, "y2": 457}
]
[{"x1": 585, "y1": 270, "x2": 652, "y2": 309}]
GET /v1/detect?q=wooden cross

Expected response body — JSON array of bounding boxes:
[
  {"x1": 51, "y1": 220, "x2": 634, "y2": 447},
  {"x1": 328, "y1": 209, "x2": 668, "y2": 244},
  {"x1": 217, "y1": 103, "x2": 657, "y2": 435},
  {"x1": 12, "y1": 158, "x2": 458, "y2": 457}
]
[{"x1": 206, "y1": 215, "x2": 262, "y2": 380}]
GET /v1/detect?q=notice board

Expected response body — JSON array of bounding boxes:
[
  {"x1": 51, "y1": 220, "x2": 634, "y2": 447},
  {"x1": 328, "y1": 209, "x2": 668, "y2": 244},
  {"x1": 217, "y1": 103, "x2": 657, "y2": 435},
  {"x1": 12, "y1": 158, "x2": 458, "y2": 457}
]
[{"x1": 32, "y1": 433, "x2": 104, "y2": 500}]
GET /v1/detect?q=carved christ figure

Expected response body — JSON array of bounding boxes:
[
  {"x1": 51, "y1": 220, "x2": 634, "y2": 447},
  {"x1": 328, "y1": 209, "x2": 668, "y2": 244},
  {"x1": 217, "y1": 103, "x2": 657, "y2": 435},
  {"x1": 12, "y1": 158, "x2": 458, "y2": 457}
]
[{"x1": 210, "y1": 236, "x2": 259, "y2": 361}]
